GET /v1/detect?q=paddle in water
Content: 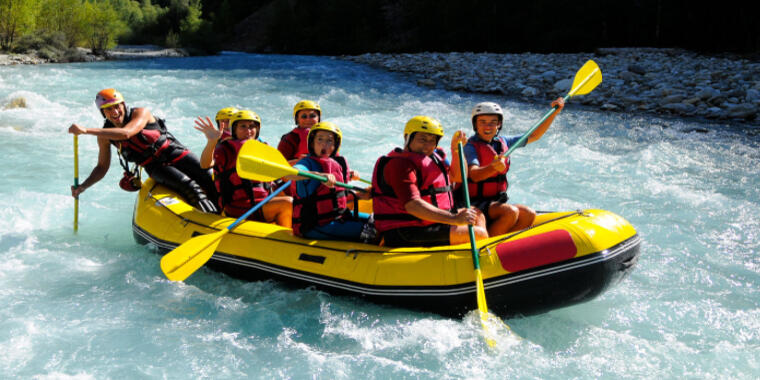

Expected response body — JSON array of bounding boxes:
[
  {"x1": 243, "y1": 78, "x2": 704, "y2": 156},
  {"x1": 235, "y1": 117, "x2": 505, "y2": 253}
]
[
  {"x1": 160, "y1": 180, "x2": 292, "y2": 281},
  {"x1": 500, "y1": 59, "x2": 603, "y2": 160},
  {"x1": 236, "y1": 139, "x2": 368, "y2": 193}
]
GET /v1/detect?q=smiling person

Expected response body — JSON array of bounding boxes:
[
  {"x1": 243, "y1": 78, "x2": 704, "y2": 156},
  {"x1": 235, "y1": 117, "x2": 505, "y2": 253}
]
[
  {"x1": 196, "y1": 110, "x2": 292, "y2": 227},
  {"x1": 371, "y1": 116, "x2": 488, "y2": 247},
  {"x1": 463, "y1": 99, "x2": 564, "y2": 236},
  {"x1": 68, "y1": 88, "x2": 218, "y2": 213},
  {"x1": 277, "y1": 100, "x2": 321, "y2": 165},
  {"x1": 283, "y1": 121, "x2": 370, "y2": 240}
]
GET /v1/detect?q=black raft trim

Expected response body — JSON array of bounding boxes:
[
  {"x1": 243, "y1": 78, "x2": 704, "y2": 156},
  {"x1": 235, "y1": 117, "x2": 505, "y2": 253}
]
[{"x1": 298, "y1": 253, "x2": 326, "y2": 264}]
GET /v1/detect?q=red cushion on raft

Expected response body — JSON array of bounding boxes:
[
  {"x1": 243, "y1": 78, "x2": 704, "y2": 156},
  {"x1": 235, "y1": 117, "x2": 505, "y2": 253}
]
[{"x1": 495, "y1": 230, "x2": 577, "y2": 272}]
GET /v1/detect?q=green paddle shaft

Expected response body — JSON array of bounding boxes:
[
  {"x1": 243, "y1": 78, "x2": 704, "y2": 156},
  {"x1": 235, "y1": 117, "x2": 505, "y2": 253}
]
[
  {"x1": 457, "y1": 141, "x2": 480, "y2": 270},
  {"x1": 296, "y1": 170, "x2": 368, "y2": 192}
]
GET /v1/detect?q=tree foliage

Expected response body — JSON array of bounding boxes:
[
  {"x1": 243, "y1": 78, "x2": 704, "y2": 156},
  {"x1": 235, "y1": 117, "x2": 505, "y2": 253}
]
[{"x1": 0, "y1": 0, "x2": 36, "y2": 49}]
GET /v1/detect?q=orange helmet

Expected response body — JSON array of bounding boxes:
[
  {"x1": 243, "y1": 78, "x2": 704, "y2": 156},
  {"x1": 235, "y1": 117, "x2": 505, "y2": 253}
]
[{"x1": 95, "y1": 88, "x2": 125, "y2": 110}]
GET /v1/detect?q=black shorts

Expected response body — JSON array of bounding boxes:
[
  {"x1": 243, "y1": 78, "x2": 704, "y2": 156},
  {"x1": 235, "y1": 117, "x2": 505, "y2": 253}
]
[
  {"x1": 382, "y1": 223, "x2": 451, "y2": 247},
  {"x1": 457, "y1": 192, "x2": 509, "y2": 223}
]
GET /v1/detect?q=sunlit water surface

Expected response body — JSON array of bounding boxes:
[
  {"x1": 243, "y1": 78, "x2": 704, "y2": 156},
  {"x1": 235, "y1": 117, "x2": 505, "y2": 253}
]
[{"x1": 1, "y1": 53, "x2": 758, "y2": 379}]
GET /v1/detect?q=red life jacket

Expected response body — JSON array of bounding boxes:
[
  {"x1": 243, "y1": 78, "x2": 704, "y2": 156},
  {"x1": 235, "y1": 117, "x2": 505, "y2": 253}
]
[
  {"x1": 466, "y1": 136, "x2": 510, "y2": 201},
  {"x1": 278, "y1": 127, "x2": 310, "y2": 160},
  {"x1": 292, "y1": 155, "x2": 351, "y2": 236},
  {"x1": 104, "y1": 108, "x2": 187, "y2": 166},
  {"x1": 213, "y1": 139, "x2": 272, "y2": 218},
  {"x1": 371, "y1": 148, "x2": 454, "y2": 232}
]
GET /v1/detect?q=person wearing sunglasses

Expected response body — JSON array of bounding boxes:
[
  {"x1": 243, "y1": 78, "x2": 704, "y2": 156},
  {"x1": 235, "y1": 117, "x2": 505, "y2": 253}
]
[{"x1": 277, "y1": 100, "x2": 321, "y2": 165}]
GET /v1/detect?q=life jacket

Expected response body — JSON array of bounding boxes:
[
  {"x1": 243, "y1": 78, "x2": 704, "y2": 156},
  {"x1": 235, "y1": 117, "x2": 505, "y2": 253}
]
[
  {"x1": 214, "y1": 139, "x2": 272, "y2": 218},
  {"x1": 371, "y1": 148, "x2": 454, "y2": 232},
  {"x1": 279, "y1": 127, "x2": 310, "y2": 160},
  {"x1": 292, "y1": 155, "x2": 351, "y2": 236},
  {"x1": 104, "y1": 107, "x2": 187, "y2": 166},
  {"x1": 466, "y1": 136, "x2": 510, "y2": 201}
]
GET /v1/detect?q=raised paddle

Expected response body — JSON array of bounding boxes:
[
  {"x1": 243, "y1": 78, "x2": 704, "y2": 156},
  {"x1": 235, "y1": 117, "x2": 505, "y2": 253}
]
[
  {"x1": 457, "y1": 139, "x2": 503, "y2": 347},
  {"x1": 73, "y1": 135, "x2": 79, "y2": 233},
  {"x1": 499, "y1": 59, "x2": 603, "y2": 159},
  {"x1": 160, "y1": 180, "x2": 292, "y2": 281},
  {"x1": 237, "y1": 139, "x2": 368, "y2": 192}
]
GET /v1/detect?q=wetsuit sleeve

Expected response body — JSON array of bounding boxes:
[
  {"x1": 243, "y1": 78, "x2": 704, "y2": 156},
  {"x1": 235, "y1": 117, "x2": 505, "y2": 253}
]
[
  {"x1": 384, "y1": 159, "x2": 420, "y2": 204},
  {"x1": 294, "y1": 158, "x2": 322, "y2": 197},
  {"x1": 463, "y1": 142, "x2": 479, "y2": 166},
  {"x1": 277, "y1": 134, "x2": 296, "y2": 160},
  {"x1": 504, "y1": 135, "x2": 526, "y2": 149}
]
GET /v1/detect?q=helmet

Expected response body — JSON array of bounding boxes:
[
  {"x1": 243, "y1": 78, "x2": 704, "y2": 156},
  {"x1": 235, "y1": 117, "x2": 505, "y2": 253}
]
[
  {"x1": 215, "y1": 107, "x2": 239, "y2": 121},
  {"x1": 307, "y1": 121, "x2": 342, "y2": 156},
  {"x1": 403, "y1": 115, "x2": 444, "y2": 144},
  {"x1": 471, "y1": 102, "x2": 503, "y2": 131},
  {"x1": 293, "y1": 100, "x2": 321, "y2": 123},
  {"x1": 229, "y1": 110, "x2": 262, "y2": 139},
  {"x1": 95, "y1": 88, "x2": 125, "y2": 109}
]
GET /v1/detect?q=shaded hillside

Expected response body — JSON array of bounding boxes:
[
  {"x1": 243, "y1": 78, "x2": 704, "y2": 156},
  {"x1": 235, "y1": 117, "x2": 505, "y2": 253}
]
[{"x1": 219, "y1": 0, "x2": 760, "y2": 55}]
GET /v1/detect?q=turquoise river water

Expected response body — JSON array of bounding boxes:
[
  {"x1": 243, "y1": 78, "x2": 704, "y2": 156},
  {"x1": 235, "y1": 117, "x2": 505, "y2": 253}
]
[{"x1": 1, "y1": 53, "x2": 758, "y2": 379}]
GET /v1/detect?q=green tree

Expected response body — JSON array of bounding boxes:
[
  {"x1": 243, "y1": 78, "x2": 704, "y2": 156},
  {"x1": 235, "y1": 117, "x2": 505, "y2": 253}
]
[
  {"x1": 81, "y1": 0, "x2": 126, "y2": 52},
  {"x1": 37, "y1": 0, "x2": 87, "y2": 47},
  {"x1": 0, "y1": 0, "x2": 37, "y2": 50}
]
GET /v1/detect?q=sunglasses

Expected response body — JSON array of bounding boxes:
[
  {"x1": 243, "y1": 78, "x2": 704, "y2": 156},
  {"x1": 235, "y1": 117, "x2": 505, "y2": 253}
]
[{"x1": 299, "y1": 113, "x2": 319, "y2": 119}]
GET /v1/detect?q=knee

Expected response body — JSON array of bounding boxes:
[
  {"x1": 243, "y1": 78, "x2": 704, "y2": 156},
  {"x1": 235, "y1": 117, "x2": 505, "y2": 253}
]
[{"x1": 474, "y1": 226, "x2": 489, "y2": 240}]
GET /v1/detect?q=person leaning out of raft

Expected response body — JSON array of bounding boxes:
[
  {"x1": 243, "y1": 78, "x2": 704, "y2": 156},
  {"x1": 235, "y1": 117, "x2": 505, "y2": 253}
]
[
  {"x1": 68, "y1": 88, "x2": 218, "y2": 213},
  {"x1": 371, "y1": 116, "x2": 488, "y2": 247},
  {"x1": 462, "y1": 99, "x2": 564, "y2": 236},
  {"x1": 277, "y1": 100, "x2": 321, "y2": 165},
  {"x1": 282, "y1": 121, "x2": 371, "y2": 241},
  {"x1": 195, "y1": 110, "x2": 292, "y2": 227}
]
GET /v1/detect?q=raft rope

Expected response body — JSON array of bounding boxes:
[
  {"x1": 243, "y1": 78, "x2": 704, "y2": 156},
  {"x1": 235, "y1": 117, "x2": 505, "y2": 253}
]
[{"x1": 477, "y1": 209, "x2": 586, "y2": 254}]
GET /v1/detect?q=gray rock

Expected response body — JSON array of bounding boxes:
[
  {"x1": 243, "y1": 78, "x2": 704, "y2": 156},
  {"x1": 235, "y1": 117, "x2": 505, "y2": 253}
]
[
  {"x1": 661, "y1": 94, "x2": 685, "y2": 105},
  {"x1": 627, "y1": 64, "x2": 646, "y2": 75},
  {"x1": 417, "y1": 78, "x2": 436, "y2": 87},
  {"x1": 553, "y1": 78, "x2": 572, "y2": 92},
  {"x1": 661, "y1": 103, "x2": 696, "y2": 113},
  {"x1": 696, "y1": 87, "x2": 719, "y2": 100},
  {"x1": 521, "y1": 86, "x2": 540, "y2": 97},
  {"x1": 745, "y1": 88, "x2": 760, "y2": 103},
  {"x1": 601, "y1": 103, "x2": 620, "y2": 111},
  {"x1": 727, "y1": 103, "x2": 758, "y2": 119},
  {"x1": 2, "y1": 97, "x2": 27, "y2": 109},
  {"x1": 620, "y1": 71, "x2": 639, "y2": 82}
]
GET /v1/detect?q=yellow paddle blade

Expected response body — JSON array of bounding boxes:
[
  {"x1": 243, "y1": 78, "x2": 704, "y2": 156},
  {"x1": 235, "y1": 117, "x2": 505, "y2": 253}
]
[
  {"x1": 474, "y1": 269, "x2": 497, "y2": 347},
  {"x1": 237, "y1": 140, "x2": 298, "y2": 182},
  {"x1": 568, "y1": 59, "x2": 602, "y2": 97},
  {"x1": 160, "y1": 229, "x2": 228, "y2": 281}
]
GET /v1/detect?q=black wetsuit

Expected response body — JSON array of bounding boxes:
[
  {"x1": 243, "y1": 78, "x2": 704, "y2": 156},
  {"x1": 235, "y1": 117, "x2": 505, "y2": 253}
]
[{"x1": 104, "y1": 108, "x2": 218, "y2": 213}]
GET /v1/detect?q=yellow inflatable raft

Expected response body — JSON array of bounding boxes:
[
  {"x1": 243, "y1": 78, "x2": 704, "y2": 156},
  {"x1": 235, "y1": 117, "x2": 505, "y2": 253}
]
[{"x1": 133, "y1": 178, "x2": 640, "y2": 317}]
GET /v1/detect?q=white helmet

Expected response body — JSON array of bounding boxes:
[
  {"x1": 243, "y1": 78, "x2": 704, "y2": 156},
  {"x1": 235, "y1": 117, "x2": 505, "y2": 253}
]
[{"x1": 471, "y1": 102, "x2": 504, "y2": 132}]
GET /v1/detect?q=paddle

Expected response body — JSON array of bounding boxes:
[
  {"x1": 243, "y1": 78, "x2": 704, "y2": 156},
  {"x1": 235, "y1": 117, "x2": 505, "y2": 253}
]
[
  {"x1": 73, "y1": 135, "x2": 79, "y2": 233},
  {"x1": 237, "y1": 139, "x2": 368, "y2": 192},
  {"x1": 160, "y1": 180, "x2": 292, "y2": 281},
  {"x1": 457, "y1": 140, "x2": 501, "y2": 347},
  {"x1": 499, "y1": 59, "x2": 603, "y2": 159}
]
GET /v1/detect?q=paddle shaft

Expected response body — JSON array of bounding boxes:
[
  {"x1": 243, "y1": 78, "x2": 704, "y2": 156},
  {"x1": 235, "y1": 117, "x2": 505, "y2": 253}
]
[
  {"x1": 226, "y1": 180, "x2": 292, "y2": 231},
  {"x1": 499, "y1": 65, "x2": 600, "y2": 160},
  {"x1": 297, "y1": 170, "x2": 368, "y2": 192},
  {"x1": 456, "y1": 142, "x2": 481, "y2": 270},
  {"x1": 74, "y1": 135, "x2": 79, "y2": 232}
]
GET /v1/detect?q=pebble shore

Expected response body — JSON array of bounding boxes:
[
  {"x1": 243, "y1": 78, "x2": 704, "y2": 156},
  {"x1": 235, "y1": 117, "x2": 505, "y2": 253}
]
[{"x1": 343, "y1": 48, "x2": 760, "y2": 125}]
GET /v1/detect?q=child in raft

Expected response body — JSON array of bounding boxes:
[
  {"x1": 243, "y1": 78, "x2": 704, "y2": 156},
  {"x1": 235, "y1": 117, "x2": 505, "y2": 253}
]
[
  {"x1": 195, "y1": 106, "x2": 238, "y2": 171},
  {"x1": 463, "y1": 99, "x2": 564, "y2": 236},
  {"x1": 196, "y1": 110, "x2": 292, "y2": 227},
  {"x1": 277, "y1": 100, "x2": 321, "y2": 165},
  {"x1": 283, "y1": 121, "x2": 371, "y2": 241}
]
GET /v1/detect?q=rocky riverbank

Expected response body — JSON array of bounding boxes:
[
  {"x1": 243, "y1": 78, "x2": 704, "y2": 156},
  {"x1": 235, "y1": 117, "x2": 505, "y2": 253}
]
[
  {"x1": 0, "y1": 45, "x2": 188, "y2": 66},
  {"x1": 343, "y1": 48, "x2": 760, "y2": 125}
]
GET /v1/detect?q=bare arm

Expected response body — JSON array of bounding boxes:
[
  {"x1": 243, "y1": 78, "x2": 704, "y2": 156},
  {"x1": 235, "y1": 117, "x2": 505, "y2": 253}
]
[
  {"x1": 404, "y1": 199, "x2": 477, "y2": 226},
  {"x1": 193, "y1": 116, "x2": 222, "y2": 169},
  {"x1": 68, "y1": 107, "x2": 153, "y2": 141},
  {"x1": 449, "y1": 130, "x2": 468, "y2": 184},
  {"x1": 71, "y1": 137, "x2": 112, "y2": 197},
  {"x1": 526, "y1": 97, "x2": 565, "y2": 144}
]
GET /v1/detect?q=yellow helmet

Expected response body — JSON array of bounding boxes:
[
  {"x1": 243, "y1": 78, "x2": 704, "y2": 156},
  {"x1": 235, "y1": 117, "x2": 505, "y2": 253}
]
[
  {"x1": 404, "y1": 115, "x2": 444, "y2": 138},
  {"x1": 307, "y1": 121, "x2": 342, "y2": 156},
  {"x1": 215, "y1": 107, "x2": 239, "y2": 121},
  {"x1": 229, "y1": 110, "x2": 261, "y2": 139},
  {"x1": 292, "y1": 100, "x2": 321, "y2": 123}
]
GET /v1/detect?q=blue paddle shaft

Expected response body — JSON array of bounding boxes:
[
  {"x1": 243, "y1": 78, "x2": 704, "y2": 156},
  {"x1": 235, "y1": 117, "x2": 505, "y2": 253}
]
[{"x1": 227, "y1": 181, "x2": 291, "y2": 231}]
